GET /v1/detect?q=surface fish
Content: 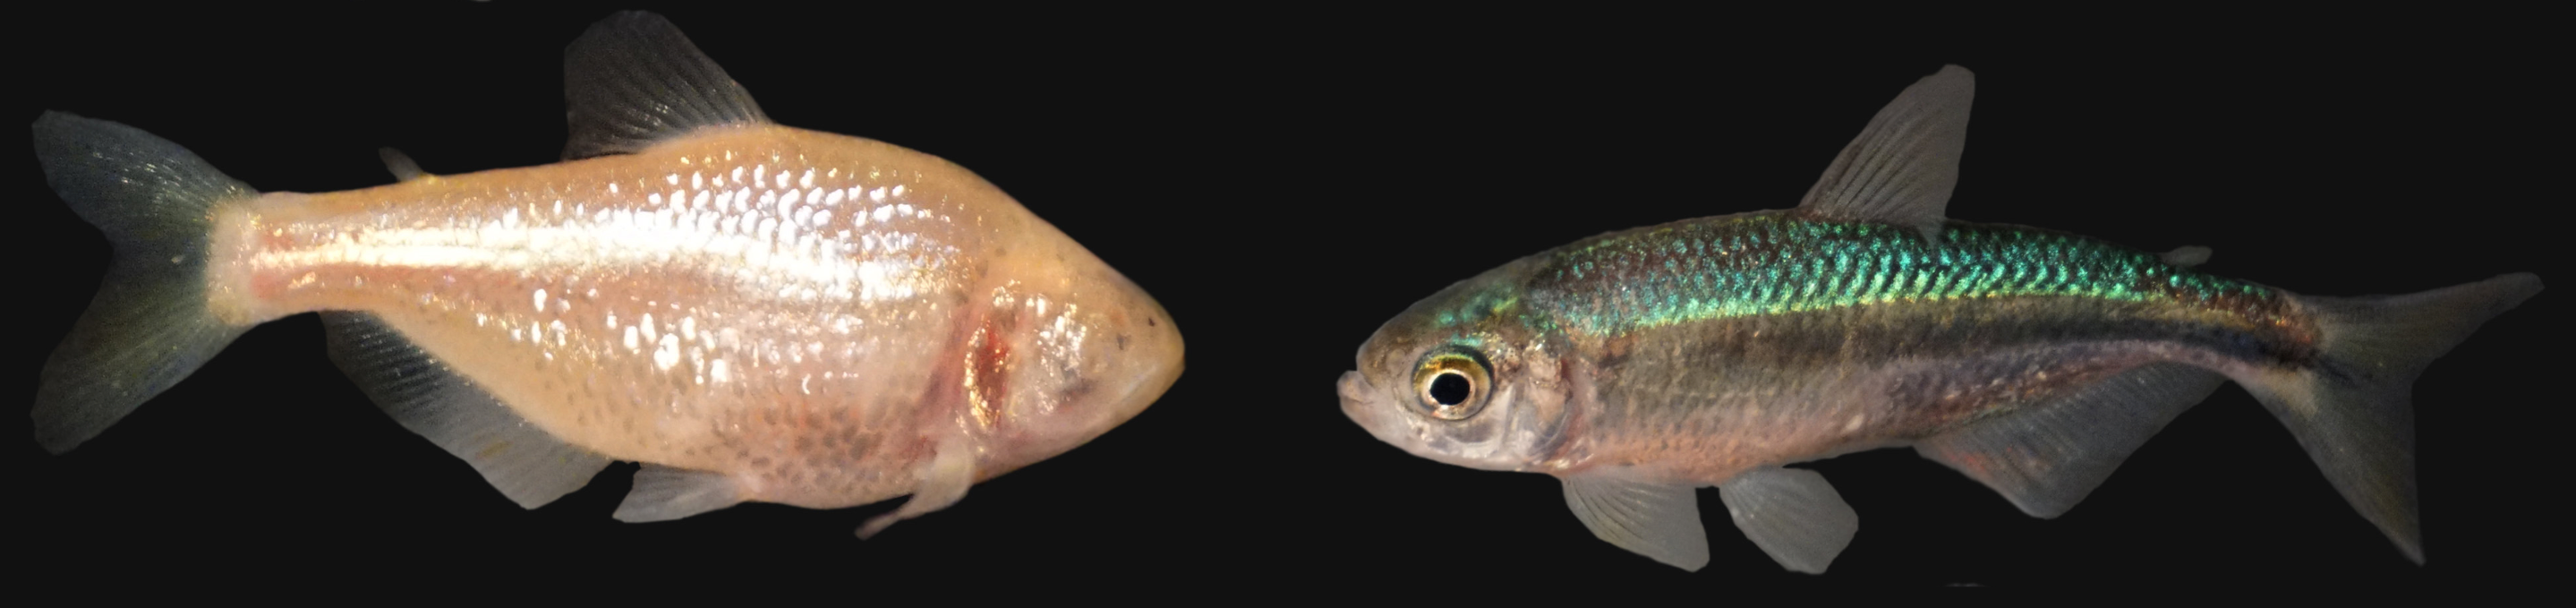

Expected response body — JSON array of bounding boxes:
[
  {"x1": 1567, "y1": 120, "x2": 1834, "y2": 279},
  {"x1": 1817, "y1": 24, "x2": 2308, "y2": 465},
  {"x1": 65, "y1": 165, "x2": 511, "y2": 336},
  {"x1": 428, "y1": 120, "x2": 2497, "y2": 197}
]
[
  {"x1": 1336, "y1": 64, "x2": 2540, "y2": 572},
  {"x1": 30, "y1": 12, "x2": 1183, "y2": 536}
]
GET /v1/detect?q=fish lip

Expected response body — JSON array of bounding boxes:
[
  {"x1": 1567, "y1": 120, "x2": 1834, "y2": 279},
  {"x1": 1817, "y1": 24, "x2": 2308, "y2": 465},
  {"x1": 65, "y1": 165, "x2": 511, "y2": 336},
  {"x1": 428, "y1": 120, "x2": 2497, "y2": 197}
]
[
  {"x1": 1338, "y1": 371, "x2": 1388, "y2": 432},
  {"x1": 1336, "y1": 371, "x2": 1369, "y2": 420},
  {"x1": 1342, "y1": 370, "x2": 1433, "y2": 457}
]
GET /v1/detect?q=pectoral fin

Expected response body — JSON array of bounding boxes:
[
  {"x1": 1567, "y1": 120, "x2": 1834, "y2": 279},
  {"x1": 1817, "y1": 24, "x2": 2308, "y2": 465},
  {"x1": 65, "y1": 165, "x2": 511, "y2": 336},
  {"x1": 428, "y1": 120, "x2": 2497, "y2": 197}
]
[
  {"x1": 1717, "y1": 467, "x2": 1859, "y2": 574},
  {"x1": 1562, "y1": 470, "x2": 1710, "y2": 571},
  {"x1": 857, "y1": 437, "x2": 978, "y2": 539}
]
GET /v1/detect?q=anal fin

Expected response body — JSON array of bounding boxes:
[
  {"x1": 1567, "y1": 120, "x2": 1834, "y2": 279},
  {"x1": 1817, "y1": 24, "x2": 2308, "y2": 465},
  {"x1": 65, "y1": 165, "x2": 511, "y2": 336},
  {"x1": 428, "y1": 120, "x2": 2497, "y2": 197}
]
[
  {"x1": 320, "y1": 312, "x2": 611, "y2": 510},
  {"x1": 1562, "y1": 468, "x2": 1710, "y2": 571},
  {"x1": 615, "y1": 465, "x2": 746, "y2": 522},
  {"x1": 1915, "y1": 362, "x2": 2227, "y2": 518},
  {"x1": 1717, "y1": 467, "x2": 1859, "y2": 574}
]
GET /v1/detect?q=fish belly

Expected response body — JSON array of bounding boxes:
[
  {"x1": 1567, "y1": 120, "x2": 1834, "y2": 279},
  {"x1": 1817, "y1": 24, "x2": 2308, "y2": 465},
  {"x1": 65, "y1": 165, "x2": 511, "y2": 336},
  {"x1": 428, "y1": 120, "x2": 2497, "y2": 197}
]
[{"x1": 212, "y1": 126, "x2": 1037, "y2": 508}]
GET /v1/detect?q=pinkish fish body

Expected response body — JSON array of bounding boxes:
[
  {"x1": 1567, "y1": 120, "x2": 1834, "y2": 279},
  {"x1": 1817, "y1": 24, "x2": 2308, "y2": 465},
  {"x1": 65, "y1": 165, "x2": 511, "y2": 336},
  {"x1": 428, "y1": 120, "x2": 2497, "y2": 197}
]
[{"x1": 31, "y1": 13, "x2": 1181, "y2": 535}]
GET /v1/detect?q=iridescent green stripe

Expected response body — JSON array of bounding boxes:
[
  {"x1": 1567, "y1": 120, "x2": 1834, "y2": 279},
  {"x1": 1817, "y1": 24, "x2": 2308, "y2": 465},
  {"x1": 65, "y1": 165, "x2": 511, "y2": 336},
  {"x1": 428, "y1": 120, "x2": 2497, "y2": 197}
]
[{"x1": 1532, "y1": 214, "x2": 2267, "y2": 333}]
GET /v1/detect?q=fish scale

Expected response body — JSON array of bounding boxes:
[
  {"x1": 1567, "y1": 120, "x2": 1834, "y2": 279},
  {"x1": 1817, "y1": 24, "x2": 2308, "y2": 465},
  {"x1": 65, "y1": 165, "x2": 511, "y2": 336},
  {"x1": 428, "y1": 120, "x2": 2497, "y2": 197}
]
[
  {"x1": 1341, "y1": 64, "x2": 2538, "y2": 573},
  {"x1": 1526, "y1": 214, "x2": 2319, "y2": 464},
  {"x1": 221, "y1": 129, "x2": 994, "y2": 502},
  {"x1": 1533, "y1": 215, "x2": 2277, "y2": 337},
  {"x1": 30, "y1": 12, "x2": 1181, "y2": 539}
]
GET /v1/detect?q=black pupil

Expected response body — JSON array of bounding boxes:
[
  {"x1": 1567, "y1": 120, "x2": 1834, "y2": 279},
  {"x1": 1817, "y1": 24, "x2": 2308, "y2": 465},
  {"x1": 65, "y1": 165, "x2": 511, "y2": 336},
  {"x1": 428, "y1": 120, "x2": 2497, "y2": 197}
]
[{"x1": 1428, "y1": 372, "x2": 1471, "y2": 406}]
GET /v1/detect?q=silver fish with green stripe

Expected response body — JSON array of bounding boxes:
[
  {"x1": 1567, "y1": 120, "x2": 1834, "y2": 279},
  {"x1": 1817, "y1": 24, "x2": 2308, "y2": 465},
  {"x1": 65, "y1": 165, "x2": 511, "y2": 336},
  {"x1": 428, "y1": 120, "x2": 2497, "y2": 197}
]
[{"x1": 1336, "y1": 65, "x2": 2541, "y2": 572}]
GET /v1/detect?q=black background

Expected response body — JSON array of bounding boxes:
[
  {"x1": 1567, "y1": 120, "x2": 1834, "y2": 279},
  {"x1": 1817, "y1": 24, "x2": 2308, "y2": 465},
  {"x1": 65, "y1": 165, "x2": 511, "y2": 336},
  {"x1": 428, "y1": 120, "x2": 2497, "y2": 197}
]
[{"x1": 11, "y1": 2, "x2": 2555, "y2": 593}]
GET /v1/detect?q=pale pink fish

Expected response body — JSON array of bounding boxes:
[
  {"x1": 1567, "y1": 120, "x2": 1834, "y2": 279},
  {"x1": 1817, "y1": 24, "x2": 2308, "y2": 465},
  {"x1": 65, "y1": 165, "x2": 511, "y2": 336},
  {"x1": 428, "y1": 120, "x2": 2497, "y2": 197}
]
[{"x1": 30, "y1": 12, "x2": 1183, "y2": 536}]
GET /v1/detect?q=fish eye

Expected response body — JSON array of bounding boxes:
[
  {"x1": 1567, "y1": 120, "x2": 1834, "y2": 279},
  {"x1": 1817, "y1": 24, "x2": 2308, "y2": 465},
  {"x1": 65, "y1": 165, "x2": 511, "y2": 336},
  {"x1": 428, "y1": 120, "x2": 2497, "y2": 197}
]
[{"x1": 1411, "y1": 347, "x2": 1492, "y2": 421}]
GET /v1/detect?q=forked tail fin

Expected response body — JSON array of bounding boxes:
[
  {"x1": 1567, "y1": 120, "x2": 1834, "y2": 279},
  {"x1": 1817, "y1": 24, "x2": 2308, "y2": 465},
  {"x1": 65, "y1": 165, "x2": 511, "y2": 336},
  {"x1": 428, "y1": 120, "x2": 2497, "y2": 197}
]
[
  {"x1": 2250, "y1": 273, "x2": 2543, "y2": 563},
  {"x1": 30, "y1": 112, "x2": 257, "y2": 453}
]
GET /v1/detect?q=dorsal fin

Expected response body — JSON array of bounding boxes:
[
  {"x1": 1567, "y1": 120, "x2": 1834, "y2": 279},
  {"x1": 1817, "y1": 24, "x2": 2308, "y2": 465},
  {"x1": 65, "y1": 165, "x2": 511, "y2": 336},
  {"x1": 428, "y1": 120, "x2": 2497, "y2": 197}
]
[
  {"x1": 561, "y1": 11, "x2": 771, "y2": 160},
  {"x1": 1796, "y1": 64, "x2": 1975, "y2": 241}
]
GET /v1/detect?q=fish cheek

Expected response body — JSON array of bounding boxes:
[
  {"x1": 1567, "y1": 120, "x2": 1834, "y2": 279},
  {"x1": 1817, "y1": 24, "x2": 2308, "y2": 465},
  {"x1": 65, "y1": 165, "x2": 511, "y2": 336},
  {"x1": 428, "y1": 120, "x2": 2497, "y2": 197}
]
[
  {"x1": 999, "y1": 307, "x2": 1118, "y2": 437},
  {"x1": 1435, "y1": 407, "x2": 1505, "y2": 447}
]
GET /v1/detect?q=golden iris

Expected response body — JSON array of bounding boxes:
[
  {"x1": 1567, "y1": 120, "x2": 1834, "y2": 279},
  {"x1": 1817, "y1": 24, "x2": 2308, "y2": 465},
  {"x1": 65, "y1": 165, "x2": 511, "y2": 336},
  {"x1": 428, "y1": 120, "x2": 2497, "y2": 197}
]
[{"x1": 1412, "y1": 347, "x2": 1490, "y2": 421}]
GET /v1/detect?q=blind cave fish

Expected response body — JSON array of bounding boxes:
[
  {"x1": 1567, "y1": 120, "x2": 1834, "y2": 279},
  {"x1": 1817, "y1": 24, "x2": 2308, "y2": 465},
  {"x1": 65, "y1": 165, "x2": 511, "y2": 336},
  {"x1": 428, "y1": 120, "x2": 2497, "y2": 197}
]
[
  {"x1": 31, "y1": 12, "x2": 1183, "y2": 537},
  {"x1": 1336, "y1": 65, "x2": 2539, "y2": 572}
]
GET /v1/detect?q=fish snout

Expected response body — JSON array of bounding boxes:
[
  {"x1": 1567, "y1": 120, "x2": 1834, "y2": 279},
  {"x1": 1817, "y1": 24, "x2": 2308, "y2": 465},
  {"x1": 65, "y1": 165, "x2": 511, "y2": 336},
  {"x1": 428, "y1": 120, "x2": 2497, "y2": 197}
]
[
  {"x1": 1339, "y1": 370, "x2": 1409, "y2": 446},
  {"x1": 985, "y1": 261, "x2": 1181, "y2": 464},
  {"x1": 1088, "y1": 286, "x2": 1184, "y2": 426},
  {"x1": 1337, "y1": 371, "x2": 1370, "y2": 420}
]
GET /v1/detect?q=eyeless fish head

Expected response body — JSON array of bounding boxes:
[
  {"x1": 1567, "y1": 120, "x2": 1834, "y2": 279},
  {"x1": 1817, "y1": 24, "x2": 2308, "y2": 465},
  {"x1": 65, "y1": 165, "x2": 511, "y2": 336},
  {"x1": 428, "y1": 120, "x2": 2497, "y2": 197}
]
[
  {"x1": 1342, "y1": 264, "x2": 1571, "y2": 473},
  {"x1": 982, "y1": 258, "x2": 1184, "y2": 470}
]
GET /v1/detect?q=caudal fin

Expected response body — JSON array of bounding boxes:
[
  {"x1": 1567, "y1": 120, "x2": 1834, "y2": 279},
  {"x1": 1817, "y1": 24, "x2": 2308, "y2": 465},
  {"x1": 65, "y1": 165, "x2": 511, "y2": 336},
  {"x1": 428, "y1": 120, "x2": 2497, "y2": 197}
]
[
  {"x1": 2249, "y1": 273, "x2": 2543, "y2": 563},
  {"x1": 30, "y1": 112, "x2": 257, "y2": 453}
]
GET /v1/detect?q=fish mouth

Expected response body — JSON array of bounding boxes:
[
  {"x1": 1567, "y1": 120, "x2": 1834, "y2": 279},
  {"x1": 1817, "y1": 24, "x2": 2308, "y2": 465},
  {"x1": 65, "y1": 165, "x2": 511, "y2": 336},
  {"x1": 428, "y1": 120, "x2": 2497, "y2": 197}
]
[
  {"x1": 1339, "y1": 370, "x2": 1411, "y2": 448},
  {"x1": 1338, "y1": 371, "x2": 1381, "y2": 424},
  {"x1": 1336, "y1": 371, "x2": 1368, "y2": 419}
]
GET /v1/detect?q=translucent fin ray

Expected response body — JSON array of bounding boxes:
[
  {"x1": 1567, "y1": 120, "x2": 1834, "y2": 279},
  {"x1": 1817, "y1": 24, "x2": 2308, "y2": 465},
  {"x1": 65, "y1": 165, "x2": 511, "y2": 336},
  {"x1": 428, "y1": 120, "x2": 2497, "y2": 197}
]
[
  {"x1": 1916, "y1": 362, "x2": 2227, "y2": 518},
  {"x1": 1795, "y1": 65, "x2": 1974, "y2": 240},
  {"x1": 378, "y1": 147, "x2": 427, "y2": 182},
  {"x1": 1563, "y1": 469, "x2": 1711, "y2": 571},
  {"x1": 2252, "y1": 273, "x2": 2542, "y2": 563},
  {"x1": 857, "y1": 436, "x2": 977, "y2": 538},
  {"x1": 615, "y1": 465, "x2": 746, "y2": 522},
  {"x1": 1717, "y1": 467, "x2": 1859, "y2": 574},
  {"x1": 562, "y1": 11, "x2": 770, "y2": 159},
  {"x1": 2161, "y1": 245, "x2": 2212, "y2": 268},
  {"x1": 29, "y1": 112, "x2": 256, "y2": 453},
  {"x1": 321, "y1": 312, "x2": 611, "y2": 509}
]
